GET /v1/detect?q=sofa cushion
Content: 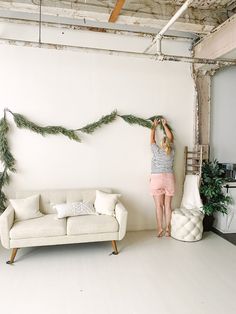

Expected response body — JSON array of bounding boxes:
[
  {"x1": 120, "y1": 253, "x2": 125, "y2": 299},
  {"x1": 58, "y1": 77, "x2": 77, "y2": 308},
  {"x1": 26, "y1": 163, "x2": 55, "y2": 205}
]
[
  {"x1": 67, "y1": 215, "x2": 119, "y2": 235},
  {"x1": 15, "y1": 189, "x2": 112, "y2": 214},
  {"x1": 52, "y1": 202, "x2": 96, "y2": 218},
  {"x1": 10, "y1": 214, "x2": 67, "y2": 239},
  {"x1": 94, "y1": 190, "x2": 121, "y2": 216},
  {"x1": 9, "y1": 194, "x2": 43, "y2": 221}
]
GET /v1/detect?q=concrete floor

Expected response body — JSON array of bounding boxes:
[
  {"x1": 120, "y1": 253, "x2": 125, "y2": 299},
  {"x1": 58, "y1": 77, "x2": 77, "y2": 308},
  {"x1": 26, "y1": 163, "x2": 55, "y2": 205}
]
[{"x1": 0, "y1": 231, "x2": 236, "y2": 314}]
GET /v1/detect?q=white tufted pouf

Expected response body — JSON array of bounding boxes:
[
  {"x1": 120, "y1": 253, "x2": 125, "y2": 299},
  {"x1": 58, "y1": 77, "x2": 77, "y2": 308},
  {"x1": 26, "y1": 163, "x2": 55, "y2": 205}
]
[{"x1": 171, "y1": 208, "x2": 204, "y2": 242}]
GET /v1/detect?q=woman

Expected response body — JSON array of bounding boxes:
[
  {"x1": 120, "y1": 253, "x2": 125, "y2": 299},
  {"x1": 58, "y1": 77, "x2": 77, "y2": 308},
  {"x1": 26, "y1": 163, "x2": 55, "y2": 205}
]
[{"x1": 150, "y1": 118, "x2": 175, "y2": 237}]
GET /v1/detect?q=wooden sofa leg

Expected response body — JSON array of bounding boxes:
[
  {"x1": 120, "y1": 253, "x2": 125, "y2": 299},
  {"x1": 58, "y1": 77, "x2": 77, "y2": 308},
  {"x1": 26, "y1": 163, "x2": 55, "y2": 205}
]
[
  {"x1": 111, "y1": 240, "x2": 118, "y2": 255},
  {"x1": 6, "y1": 248, "x2": 18, "y2": 264}
]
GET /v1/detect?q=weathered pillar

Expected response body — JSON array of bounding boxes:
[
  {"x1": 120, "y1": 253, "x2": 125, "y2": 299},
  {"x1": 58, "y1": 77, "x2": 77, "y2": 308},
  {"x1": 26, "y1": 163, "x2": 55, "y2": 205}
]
[
  {"x1": 192, "y1": 68, "x2": 213, "y2": 160},
  {"x1": 195, "y1": 71, "x2": 211, "y2": 146},
  {"x1": 193, "y1": 14, "x2": 236, "y2": 156}
]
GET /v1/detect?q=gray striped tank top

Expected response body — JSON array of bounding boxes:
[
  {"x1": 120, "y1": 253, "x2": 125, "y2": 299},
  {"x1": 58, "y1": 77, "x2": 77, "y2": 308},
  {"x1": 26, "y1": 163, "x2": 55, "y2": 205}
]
[{"x1": 151, "y1": 143, "x2": 174, "y2": 174}]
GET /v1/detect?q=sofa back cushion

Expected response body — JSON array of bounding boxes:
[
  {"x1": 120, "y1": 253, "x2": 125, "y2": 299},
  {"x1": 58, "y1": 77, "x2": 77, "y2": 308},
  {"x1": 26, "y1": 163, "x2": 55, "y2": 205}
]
[{"x1": 15, "y1": 189, "x2": 112, "y2": 214}]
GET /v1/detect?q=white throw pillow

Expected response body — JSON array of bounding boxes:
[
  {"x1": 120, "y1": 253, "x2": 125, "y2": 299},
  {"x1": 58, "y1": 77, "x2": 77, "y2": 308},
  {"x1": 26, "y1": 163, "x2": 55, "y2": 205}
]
[
  {"x1": 9, "y1": 194, "x2": 43, "y2": 221},
  {"x1": 94, "y1": 190, "x2": 121, "y2": 216},
  {"x1": 53, "y1": 201, "x2": 96, "y2": 219}
]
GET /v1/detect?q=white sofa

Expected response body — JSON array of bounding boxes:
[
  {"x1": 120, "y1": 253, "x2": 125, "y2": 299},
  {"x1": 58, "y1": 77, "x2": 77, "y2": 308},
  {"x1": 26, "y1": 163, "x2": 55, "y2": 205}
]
[{"x1": 0, "y1": 189, "x2": 128, "y2": 264}]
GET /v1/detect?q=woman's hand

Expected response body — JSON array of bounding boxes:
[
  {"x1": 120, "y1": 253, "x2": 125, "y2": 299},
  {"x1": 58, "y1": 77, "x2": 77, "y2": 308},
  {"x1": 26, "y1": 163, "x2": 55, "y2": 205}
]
[
  {"x1": 151, "y1": 119, "x2": 159, "y2": 143},
  {"x1": 161, "y1": 118, "x2": 167, "y2": 126},
  {"x1": 161, "y1": 118, "x2": 173, "y2": 142},
  {"x1": 153, "y1": 119, "x2": 159, "y2": 128}
]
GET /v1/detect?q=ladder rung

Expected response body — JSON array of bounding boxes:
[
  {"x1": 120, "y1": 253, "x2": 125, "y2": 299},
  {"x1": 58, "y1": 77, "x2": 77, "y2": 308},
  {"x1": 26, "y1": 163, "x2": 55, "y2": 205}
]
[
  {"x1": 187, "y1": 164, "x2": 200, "y2": 167},
  {"x1": 185, "y1": 146, "x2": 205, "y2": 177}
]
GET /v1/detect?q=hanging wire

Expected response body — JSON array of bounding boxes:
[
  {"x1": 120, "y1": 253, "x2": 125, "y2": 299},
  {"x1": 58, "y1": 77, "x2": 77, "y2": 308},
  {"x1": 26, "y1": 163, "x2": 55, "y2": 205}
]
[{"x1": 39, "y1": 0, "x2": 42, "y2": 44}]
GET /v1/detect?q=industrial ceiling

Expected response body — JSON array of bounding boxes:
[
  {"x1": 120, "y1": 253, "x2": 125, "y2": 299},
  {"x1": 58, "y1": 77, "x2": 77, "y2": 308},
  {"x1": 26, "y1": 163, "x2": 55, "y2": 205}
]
[{"x1": 0, "y1": 0, "x2": 236, "y2": 66}]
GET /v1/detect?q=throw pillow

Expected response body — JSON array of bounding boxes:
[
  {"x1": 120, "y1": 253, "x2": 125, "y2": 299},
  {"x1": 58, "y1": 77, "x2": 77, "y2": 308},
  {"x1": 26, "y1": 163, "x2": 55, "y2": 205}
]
[
  {"x1": 94, "y1": 190, "x2": 121, "y2": 216},
  {"x1": 52, "y1": 201, "x2": 96, "y2": 219},
  {"x1": 9, "y1": 194, "x2": 43, "y2": 221}
]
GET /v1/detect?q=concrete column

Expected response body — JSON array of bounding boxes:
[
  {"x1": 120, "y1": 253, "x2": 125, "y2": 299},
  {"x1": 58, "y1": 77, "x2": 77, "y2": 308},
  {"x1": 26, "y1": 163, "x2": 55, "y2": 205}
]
[
  {"x1": 192, "y1": 69, "x2": 212, "y2": 160},
  {"x1": 195, "y1": 71, "x2": 211, "y2": 146}
]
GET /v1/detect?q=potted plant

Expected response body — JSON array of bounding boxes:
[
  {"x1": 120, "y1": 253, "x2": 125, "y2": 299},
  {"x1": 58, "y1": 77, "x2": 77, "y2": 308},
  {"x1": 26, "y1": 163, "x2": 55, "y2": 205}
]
[{"x1": 200, "y1": 159, "x2": 232, "y2": 231}]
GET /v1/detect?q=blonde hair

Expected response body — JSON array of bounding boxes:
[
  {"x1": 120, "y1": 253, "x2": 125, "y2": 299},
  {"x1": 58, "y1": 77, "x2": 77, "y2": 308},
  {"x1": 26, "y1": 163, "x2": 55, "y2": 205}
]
[{"x1": 161, "y1": 136, "x2": 172, "y2": 155}]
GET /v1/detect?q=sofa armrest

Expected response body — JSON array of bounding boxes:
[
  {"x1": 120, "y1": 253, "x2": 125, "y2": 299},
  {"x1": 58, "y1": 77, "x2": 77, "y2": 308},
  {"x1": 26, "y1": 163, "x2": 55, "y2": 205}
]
[
  {"x1": 0, "y1": 204, "x2": 15, "y2": 249},
  {"x1": 115, "y1": 201, "x2": 128, "y2": 240}
]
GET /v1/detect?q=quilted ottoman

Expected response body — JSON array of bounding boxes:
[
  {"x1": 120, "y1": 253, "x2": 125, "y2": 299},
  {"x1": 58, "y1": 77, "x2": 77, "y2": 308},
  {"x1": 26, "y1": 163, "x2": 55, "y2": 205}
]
[{"x1": 171, "y1": 208, "x2": 204, "y2": 242}]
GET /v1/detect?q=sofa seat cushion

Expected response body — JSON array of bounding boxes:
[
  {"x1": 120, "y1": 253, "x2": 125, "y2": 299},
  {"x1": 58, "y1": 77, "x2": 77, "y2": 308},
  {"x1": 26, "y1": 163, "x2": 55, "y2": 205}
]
[
  {"x1": 67, "y1": 215, "x2": 119, "y2": 235},
  {"x1": 10, "y1": 214, "x2": 67, "y2": 239}
]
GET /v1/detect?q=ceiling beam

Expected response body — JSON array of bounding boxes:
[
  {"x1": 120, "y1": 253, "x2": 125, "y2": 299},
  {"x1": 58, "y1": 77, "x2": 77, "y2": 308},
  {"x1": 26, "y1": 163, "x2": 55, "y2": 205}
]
[
  {"x1": 194, "y1": 14, "x2": 236, "y2": 70},
  {"x1": 0, "y1": 16, "x2": 194, "y2": 42},
  {"x1": 0, "y1": 0, "x2": 232, "y2": 35},
  {"x1": 109, "y1": 0, "x2": 126, "y2": 23}
]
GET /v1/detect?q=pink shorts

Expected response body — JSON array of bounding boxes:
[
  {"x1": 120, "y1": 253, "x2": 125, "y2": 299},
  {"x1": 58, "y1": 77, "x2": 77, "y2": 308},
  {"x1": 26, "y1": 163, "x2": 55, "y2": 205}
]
[{"x1": 150, "y1": 173, "x2": 175, "y2": 196}]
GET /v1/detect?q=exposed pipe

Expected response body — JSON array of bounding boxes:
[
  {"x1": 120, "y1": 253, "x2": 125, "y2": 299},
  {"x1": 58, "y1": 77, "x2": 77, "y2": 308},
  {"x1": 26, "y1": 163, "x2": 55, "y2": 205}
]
[
  {"x1": 144, "y1": 0, "x2": 193, "y2": 54},
  {"x1": 0, "y1": 38, "x2": 235, "y2": 66},
  {"x1": 39, "y1": 0, "x2": 42, "y2": 44}
]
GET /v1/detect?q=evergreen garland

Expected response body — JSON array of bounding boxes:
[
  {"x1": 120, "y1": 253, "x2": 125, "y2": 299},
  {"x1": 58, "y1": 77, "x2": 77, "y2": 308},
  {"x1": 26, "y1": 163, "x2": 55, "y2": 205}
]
[
  {"x1": 119, "y1": 114, "x2": 153, "y2": 129},
  {"x1": 148, "y1": 115, "x2": 173, "y2": 133},
  {"x1": 119, "y1": 114, "x2": 173, "y2": 134},
  {"x1": 0, "y1": 108, "x2": 173, "y2": 212},
  {"x1": 0, "y1": 168, "x2": 9, "y2": 212},
  {"x1": 0, "y1": 190, "x2": 7, "y2": 213},
  {"x1": 0, "y1": 117, "x2": 15, "y2": 171},
  {"x1": 0, "y1": 114, "x2": 14, "y2": 211},
  {"x1": 78, "y1": 110, "x2": 117, "y2": 134},
  {"x1": 7, "y1": 110, "x2": 81, "y2": 142}
]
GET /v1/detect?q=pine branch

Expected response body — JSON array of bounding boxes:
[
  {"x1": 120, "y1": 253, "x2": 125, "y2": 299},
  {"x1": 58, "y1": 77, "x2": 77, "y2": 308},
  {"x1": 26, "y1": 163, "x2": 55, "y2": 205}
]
[
  {"x1": 11, "y1": 112, "x2": 81, "y2": 142},
  {"x1": 78, "y1": 110, "x2": 117, "y2": 134},
  {"x1": 43, "y1": 126, "x2": 81, "y2": 141},
  {"x1": 119, "y1": 114, "x2": 152, "y2": 129},
  {"x1": 0, "y1": 167, "x2": 9, "y2": 212},
  {"x1": 148, "y1": 115, "x2": 163, "y2": 122},
  {"x1": 0, "y1": 117, "x2": 16, "y2": 171},
  {"x1": 0, "y1": 168, "x2": 10, "y2": 187},
  {"x1": 148, "y1": 115, "x2": 173, "y2": 133},
  {"x1": 0, "y1": 190, "x2": 7, "y2": 212}
]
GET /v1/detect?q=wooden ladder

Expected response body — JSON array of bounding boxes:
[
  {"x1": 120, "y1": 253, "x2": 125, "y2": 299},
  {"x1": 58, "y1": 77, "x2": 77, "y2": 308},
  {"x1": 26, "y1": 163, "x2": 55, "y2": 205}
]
[{"x1": 184, "y1": 145, "x2": 209, "y2": 178}]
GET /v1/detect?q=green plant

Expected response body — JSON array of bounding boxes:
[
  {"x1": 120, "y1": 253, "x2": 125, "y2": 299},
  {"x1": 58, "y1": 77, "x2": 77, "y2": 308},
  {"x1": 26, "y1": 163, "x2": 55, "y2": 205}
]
[{"x1": 200, "y1": 159, "x2": 232, "y2": 216}]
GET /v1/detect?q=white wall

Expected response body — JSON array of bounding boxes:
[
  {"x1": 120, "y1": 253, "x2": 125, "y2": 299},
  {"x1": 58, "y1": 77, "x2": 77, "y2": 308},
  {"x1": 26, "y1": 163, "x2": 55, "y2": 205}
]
[
  {"x1": 0, "y1": 24, "x2": 195, "y2": 230},
  {"x1": 211, "y1": 66, "x2": 236, "y2": 162}
]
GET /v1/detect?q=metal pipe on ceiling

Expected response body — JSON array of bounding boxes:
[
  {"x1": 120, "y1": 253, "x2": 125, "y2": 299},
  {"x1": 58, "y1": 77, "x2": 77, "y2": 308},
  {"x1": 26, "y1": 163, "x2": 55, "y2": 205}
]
[
  {"x1": 144, "y1": 0, "x2": 194, "y2": 54},
  {"x1": 38, "y1": 0, "x2": 42, "y2": 44},
  {"x1": 0, "y1": 38, "x2": 235, "y2": 67}
]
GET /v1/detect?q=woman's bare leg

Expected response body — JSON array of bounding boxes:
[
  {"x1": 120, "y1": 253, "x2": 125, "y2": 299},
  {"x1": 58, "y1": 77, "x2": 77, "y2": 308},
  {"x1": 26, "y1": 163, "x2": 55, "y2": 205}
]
[
  {"x1": 164, "y1": 195, "x2": 173, "y2": 236},
  {"x1": 153, "y1": 195, "x2": 164, "y2": 237}
]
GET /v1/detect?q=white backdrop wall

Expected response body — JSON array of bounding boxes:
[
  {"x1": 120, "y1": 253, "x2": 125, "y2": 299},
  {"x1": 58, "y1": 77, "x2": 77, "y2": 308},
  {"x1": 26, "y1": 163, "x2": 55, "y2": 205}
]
[
  {"x1": 211, "y1": 66, "x2": 236, "y2": 162},
  {"x1": 0, "y1": 25, "x2": 194, "y2": 230}
]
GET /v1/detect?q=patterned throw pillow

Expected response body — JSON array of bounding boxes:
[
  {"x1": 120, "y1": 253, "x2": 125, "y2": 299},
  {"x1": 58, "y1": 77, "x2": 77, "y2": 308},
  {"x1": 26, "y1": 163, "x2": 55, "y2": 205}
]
[{"x1": 52, "y1": 201, "x2": 96, "y2": 219}]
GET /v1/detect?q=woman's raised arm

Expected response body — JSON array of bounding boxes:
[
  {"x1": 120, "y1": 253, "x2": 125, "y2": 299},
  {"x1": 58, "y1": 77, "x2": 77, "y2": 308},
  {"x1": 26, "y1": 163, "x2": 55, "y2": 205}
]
[
  {"x1": 161, "y1": 119, "x2": 174, "y2": 143},
  {"x1": 151, "y1": 119, "x2": 159, "y2": 144}
]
